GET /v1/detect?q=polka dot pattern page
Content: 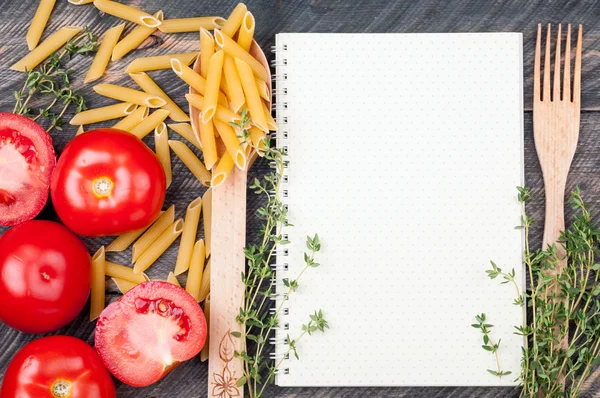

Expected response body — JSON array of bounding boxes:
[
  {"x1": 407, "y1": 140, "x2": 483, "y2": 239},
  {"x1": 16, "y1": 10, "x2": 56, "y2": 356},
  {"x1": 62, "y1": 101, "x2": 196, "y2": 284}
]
[{"x1": 274, "y1": 33, "x2": 524, "y2": 387}]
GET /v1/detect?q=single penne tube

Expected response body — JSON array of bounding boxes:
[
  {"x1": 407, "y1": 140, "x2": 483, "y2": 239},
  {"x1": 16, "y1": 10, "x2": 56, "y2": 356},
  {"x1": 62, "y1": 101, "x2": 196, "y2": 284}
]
[
  {"x1": 106, "y1": 225, "x2": 148, "y2": 252},
  {"x1": 11, "y1": 26, "x2": 83, "y2": 72},
  {"x1": 237, "y1": 11, "x2": 255, "y2": 52},
  {"x1": 133, "y1": 219, "x2": 184, "y2": 274},
  {"x1": 249, "y1": 126, "x2": 267, "y2": 154},
  {"x1": 201, "y1": 50, "x2": 225, "y2": 124},
  {"x1": 129, "y1": 72, "x2": 189, "y2": 122},
  {"x1": 94, "y1": 84, "x2": 166, "y2": 108},
  {"x1": 132, "y1": 205, "x2": 175, "y2": 262},
  {"x1": 105, "y1": 261, "x2": 147, "y2": 284},
  {"x1": 262, "y1": 101, "x2": 278, "y2": 131},
  {"x1": 167, "y1": 271, "x2": 181, "y2": 287},
  {"x1": 112, "y1": 277, "x2": 138, "y2": 294},
  {"x1": 200, "y1": 293, "x2": 210, "y2": 361},
  {"x1": 174, "y1": 198, "x2": 202, "y2": 275},
  {"x1": 168, "y1": 123, "x2": 202, "y2": 150},
  {"x1": 219, "y1": 71, "x2": 230, "y2": 98},
  {"x1": 185, "y1": 240, "x2": 205, "y2": 301},
  {"x1": 199, "y1": 120, "x2": 217, "y2": 170},
  {"x1": 235, "y1": 58, "x2": 269, "y2": 133},
  {"x1": 158, "y1": 17, "x2": 220, "y2": 33},
  {"x1": 211, "y1": 152, "x2": 234, "y2": 187},
  {"x1": 186, "y1": 93, "x2": 241, "y2": 124},
  {"x1": 213, "y1": 119, "x2": 246, "y2": 170},
  {"x1": 170, "y1": 59, "x2": 228, "y2": 106},
  {"x1": 256, "y1": 78, "x2": 270, "y2": 101},
  {"x1": 111, "y1": 10, "x2": 163, "y2": 61},
  {"x1": 70, "y1": 103, "x2": 137, "y2": 125},
  {"x1": 221, "y1": 3, "x2": 247, "y2": 37},
  {"x1": 154, "y1": 123, "x2": 172, "y2": 188},
  {"x1": 197, "y1": 258, "x2": 211, "y2": 302},
  {"x1": 90, "y1": 246, "x2": 106, "y2": 321},
  {"x1": 26, "y1": 0, "x2": 56, "y2": 50},
  {"x1": 93, "y1": 0, "x2": 161, "y2": 28},
  {"x1": 223, "y1": 55, "x2": 245, "y2": 112},
  {"x1": 130, "y1": 109, "x2": 170, "y2": 139},
  {"x1": 76, "y1": 125, "x2": 85, "y2": 136},
  {"x1": 199, "y1": 28, "x2": 214, "y2": 78},
  {"x1": 126, "y1": 52, "x2": 197, "y2": 73},
  {"x1": 202, "y1": 188, "x2": 212, "y2": 258},
  {"x1": 113, "y1": 106, "x2": 148, "y2": 131},
  {"x1": 168, "y1": 140, "x2": 211, "y2": 186},
  {"x1": 213, "y1": 29, "x2": 268, "y2": 82},
  {"x1": 69, "y1": 0, "x2": 94, "y2": 4},
  {"x1": 85, "y1": 24, "x2": 125, "y2": 83}
]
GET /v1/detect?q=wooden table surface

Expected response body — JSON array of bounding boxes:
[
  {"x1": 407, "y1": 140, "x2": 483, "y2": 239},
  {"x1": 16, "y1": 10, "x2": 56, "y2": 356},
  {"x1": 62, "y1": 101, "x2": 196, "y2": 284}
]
[{"x1": 2, "y1": 0, "x2": 600, "y2": 397}]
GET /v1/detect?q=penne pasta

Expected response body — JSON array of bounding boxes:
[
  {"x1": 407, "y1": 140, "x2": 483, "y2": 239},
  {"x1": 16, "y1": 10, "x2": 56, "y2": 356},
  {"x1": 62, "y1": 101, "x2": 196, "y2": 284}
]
[
  {"x1": 168, "y1": 140, "x2": 211, "y2": 186},
  {"x1": 154, "y1": 122, "x2": 172, "y2": 188},
  {"x1": 133, "y1": 219, "x2": 184, "y2": 274},
  {"x1": 111, "y1": 10, "x2": 163, "y2": 61},
  {"x1": 70, "y1": 103, "x2": 137, "y2": 125},
  {"x1": 170, "y1": 59, "x2": 228, "y2": 106},
  {"x1": 85, "y1": 24, "x2": 125, "y2": 83},
  {"x1": 90, "y1": 246, "x2": 106, "y2": 321},
  {"x1": 257, "y1": 78, "x2": 270, "y2": 101},
  {"x1": 199, "y1": 28, "x2": 214, "y2": 79},
  {"x1": 125, "y1": 52, "x2": 197, "y2": 73},
  {"x1": 93, "y1": 0, "x2": 162, "y2": 28},
  {"x1": 129, "y1": 72, "x2": 189, "y2": 122},
  {"x1": 167, "y1": 271, "x2": 181, "y2": 287},
  {"x1": 235, "y1": 57, "x2": 268, "y2": 132},
  {"x1": 113, "y1": 106, "x2": 148, "y2": 131},
  {"x1": 11, "y1": 26, "x2": 83, "y2": 72},
  {"x1": 213, "y1": 29, "x2": 268, "y2": 82},
  {"x1": 112, "y1": 277, "x2": 138, "y2": 294},
  {"x1": 214, "y1": 119, "x2": 246, "y2": 170},
  {"x1": 27, "y1": 0, "x2": 56, "y2": 50},
  {"x1": 223, "y1": 55, "x2": 245, "y2": 112},
  {"x1": 174, "y1": 197, "x2": 202, "y2": 275},
  {"x1": 237, "y1": 11, "x2": 255, "y2": 52},
  {"x1": 105, "y1": 261, "x2": 147, "y2": 284},
  {"x1": 199, "y1": 120, "x2": 217, "y2": 170},
  {"x1": 132, "y1": 205, "x2": 175, "y2": 262},
  {"x1": 76, "y1": 125, "x2": 85, "y2": 136},
  {"x1": 202, "y1": 188, "x2": 212, "y2": 258},
  {"x1": 94, "y1": 83, "x2": 166, "y2": 108},
  {"x1": 221, "y1": 3, "x2": 247, "y2": 37},
  {"x1": 158, "y1": 16, "x2": 222, "y2": 33},
  {"x1": 197, "y1": 258, "x2": 211, "y2": 302},
  {"x1": 168, "y1": 123, "x2": 202, "y2": 150},
  {"x1": 262, "y1": 101, "x2": 278, "y2": 131},
  {"x1": 219, "y1": 71, "x2": 230, "y2": 98},
  {"x1": 186, "y1": 93, "x2": 240, "y2": 124},
  {"x1": 201, "y1": 50, "x2": 224, "y2": 124},
  {"x1": 200, "y1": 293, "x2": 210, "y2": 361},
  {"x1": 106, "y1": 226, "x2": 148, "y2": 252},
  {"x1": 130, "y1": 109, "x2": 170, "y2": 139},
  {"x1": 69, "y1": 0, "x2": 94, "y2": 4},
  {"x1": 249, "y1": 126, "x2": 267, "y2": 154},
  {"x1": 211, "y1": 151, "x2": 234, "y2": 187},
  {"x1": 185, "y1": 240, "x2": 205, "y2": 301}
]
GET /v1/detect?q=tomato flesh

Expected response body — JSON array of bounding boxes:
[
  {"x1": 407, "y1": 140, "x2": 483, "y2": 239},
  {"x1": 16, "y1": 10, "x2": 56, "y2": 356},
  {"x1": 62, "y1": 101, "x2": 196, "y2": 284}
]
[
  {"x1": 0, "y1": 335, "x2": 115, "y2": 398},
  {"x1": 95, "y1": 281, "x2": 207, "y2": 387},
  {"x1": 0, "y1": 113, "x2": 55, "y2": 226}
]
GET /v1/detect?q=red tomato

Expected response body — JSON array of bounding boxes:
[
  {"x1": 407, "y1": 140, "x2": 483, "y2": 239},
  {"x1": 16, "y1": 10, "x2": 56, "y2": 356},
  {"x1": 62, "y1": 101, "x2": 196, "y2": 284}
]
[
  {"x1": 95, "y1": 281, "x2": 207, "y2": 387},
  {"x1": 0, "y1": 220, "x2": 91, "y2": 333},
  {"x1": 1, "y1": 335, "x2": 115, "y2": 398},
  {"x1": 0, "y1": 113, "x2": 55, "y2": 226},
  {"x1": 50, "y1": 128, "x2": 166, "y2": 236}
]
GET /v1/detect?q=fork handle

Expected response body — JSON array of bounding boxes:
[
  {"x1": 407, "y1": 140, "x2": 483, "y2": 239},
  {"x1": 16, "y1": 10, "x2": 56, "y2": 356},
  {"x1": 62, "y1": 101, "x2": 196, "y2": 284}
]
[{"x1": 542, "y1": 179, "x2": 567, "y2": 263}]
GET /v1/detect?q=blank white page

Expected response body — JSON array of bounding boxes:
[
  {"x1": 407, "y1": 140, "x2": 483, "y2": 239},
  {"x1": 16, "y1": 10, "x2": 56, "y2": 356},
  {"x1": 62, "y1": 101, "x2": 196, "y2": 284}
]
[{"x1": 274, "y1": 33, "x2": 524, "y2": 387}]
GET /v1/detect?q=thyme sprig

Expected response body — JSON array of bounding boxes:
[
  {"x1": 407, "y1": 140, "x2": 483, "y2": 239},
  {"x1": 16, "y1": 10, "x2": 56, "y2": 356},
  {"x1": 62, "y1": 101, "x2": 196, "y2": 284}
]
[
  {"x1": 472, "y1": 313, "x2": 512, "y2": 378},
  {"x1": 13, "y1": 29, "x2": 98, "y2": 132}
]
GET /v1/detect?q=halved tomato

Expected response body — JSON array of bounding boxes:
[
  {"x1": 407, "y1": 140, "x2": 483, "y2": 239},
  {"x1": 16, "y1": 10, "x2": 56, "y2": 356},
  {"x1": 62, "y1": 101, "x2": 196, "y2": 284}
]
[
  {"x1": 0, "y1": 113, "x2": 55, "y2": 226},
  {"x1": 95, "y1": 281, "x2": 207, "y2": 387}
]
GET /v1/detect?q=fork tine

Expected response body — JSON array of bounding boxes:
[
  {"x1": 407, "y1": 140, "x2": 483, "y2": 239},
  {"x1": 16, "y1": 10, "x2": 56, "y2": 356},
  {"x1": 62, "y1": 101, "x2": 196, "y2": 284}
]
[
  {"x1": 573, "y1": 24, "x2": 582, "y2": 103},
  {"x1": 553, "y1": 24, "x2": 562, "y2": 101},
  {"x1": 534, "y1": 24, "x2": 541, "y2": 102},
  {"x1": 563, "y1": 24, "x2": 571, "y2": 102},
  {"x1": 543, "y1": 24, "x2": 552, "y2": 101}
]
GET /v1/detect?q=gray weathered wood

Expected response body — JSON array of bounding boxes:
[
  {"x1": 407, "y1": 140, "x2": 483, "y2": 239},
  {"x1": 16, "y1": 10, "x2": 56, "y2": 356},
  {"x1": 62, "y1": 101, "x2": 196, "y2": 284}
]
[{"x1": 1, "y1": 0, "x2": 600, "y2": 397}]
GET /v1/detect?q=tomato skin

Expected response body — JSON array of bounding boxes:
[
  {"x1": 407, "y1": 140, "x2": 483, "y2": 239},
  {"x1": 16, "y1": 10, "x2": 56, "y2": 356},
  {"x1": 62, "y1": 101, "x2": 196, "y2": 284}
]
[
  {"x1": 0, "y1": 220, "x2": 91, "y2": 333},
  {"x1": 1, "y1": 335, "x2": 116, "y2": 398},
  {"x1": 50, "y1": 128, "x2": 166, "y2": 236}
]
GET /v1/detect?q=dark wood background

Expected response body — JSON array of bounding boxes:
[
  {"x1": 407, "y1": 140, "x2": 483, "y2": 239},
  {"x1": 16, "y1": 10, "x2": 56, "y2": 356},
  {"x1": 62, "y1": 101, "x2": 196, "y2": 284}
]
[{"x1": 1, "y1": 0, "x2": 600, "y2": 397}]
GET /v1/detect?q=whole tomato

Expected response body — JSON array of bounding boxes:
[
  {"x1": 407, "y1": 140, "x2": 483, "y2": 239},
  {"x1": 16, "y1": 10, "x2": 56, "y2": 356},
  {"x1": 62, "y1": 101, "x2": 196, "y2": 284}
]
[
  {"x1": 50, "y1": 128, "x2": 166, "y2": 236},
  {"x1": 0, "y1": 335, "x2": 115, "y2": 398},
  {"x1": 0, "y1": 220, "x2": 91, "y2": 333}
]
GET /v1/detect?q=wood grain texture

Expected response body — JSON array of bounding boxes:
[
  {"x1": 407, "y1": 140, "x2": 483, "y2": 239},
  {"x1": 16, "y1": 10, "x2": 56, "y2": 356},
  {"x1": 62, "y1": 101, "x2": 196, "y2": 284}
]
[{"x1": 1, "y1": 0, "x2": 600, "y2": 397}]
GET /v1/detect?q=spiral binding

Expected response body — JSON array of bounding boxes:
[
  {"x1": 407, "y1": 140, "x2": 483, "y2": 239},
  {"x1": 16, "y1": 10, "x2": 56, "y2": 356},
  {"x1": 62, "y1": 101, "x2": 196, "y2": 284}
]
[{"x1": 270, "y1": 40, "x2": 291, "y2": 377}]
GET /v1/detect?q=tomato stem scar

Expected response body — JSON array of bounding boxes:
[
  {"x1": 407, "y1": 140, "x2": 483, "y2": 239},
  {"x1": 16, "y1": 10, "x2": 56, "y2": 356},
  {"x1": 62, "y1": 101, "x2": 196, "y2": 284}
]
[
  {"x1": 92, "y1": 177, "x2": 113, "y2": 198},
  {"x1": 51, "y1": 380, "x2": 71, "y2": 398}
]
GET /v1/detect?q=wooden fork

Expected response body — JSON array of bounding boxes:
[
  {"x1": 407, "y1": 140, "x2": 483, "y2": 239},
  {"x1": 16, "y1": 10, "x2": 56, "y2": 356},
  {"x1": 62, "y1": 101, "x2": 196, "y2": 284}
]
[{"x1": 533, "y1": 23, "x2": 582, "y2": 345}]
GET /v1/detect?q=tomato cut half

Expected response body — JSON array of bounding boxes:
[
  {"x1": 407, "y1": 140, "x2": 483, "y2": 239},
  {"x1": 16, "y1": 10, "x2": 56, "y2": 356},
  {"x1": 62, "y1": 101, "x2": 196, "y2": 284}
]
[
  {"x1": 95, "y1": 281, "x2": 207, "y2": 387},
  {"x1": 0, "y1": 113, "x2": 55, "y2": 226}
]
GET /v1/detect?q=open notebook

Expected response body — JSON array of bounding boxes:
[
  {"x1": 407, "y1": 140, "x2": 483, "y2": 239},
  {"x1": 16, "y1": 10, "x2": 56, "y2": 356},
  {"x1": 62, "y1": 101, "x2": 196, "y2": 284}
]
[{"x1": 273, "y1": 33, "x2": 524, "y2": 387}]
